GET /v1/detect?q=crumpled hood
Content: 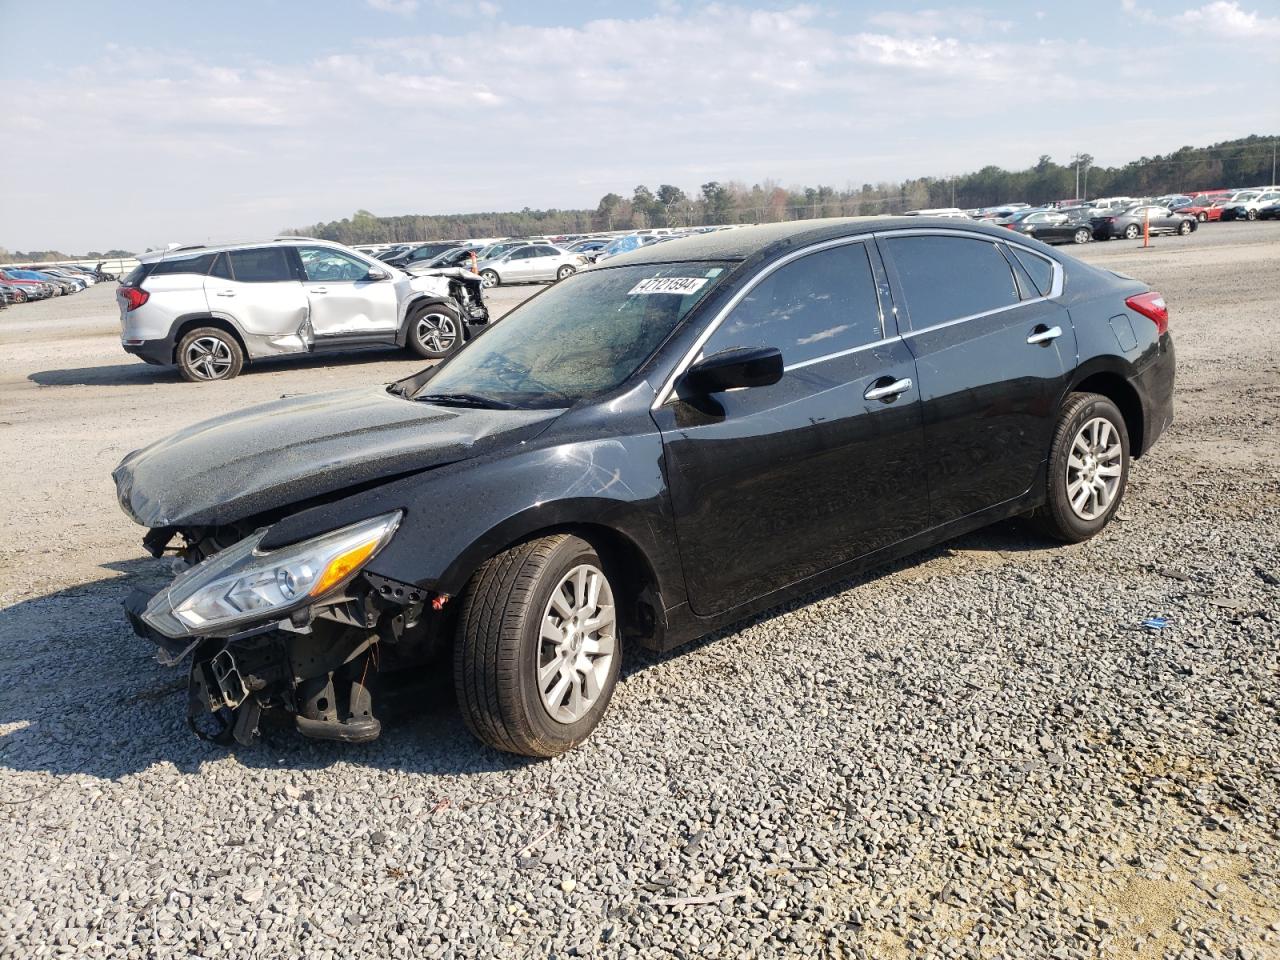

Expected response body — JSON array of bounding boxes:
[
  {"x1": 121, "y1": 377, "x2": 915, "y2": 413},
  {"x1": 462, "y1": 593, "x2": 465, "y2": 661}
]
[{"x1": 113, "y1": 386, "x2": 561, "y2": 527}]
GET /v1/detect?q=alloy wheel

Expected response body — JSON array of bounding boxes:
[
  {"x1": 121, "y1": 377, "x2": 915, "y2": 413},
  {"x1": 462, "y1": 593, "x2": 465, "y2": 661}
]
[
  {"x1": 416, "y1": 313, "x2": 458, "y2": 353},
  {"x1": 537, "y1": 563, "x2": 617, "y2": 724},
  {"x1": 1074, "y1": 228, "x2": 1090, "y2": 244},
  {"x1": 1066, "y1": 417, "x2": 1123, "y2": 521},
  {"x1": 184, "y1": 336, "x2": 234, "y2": 380}
]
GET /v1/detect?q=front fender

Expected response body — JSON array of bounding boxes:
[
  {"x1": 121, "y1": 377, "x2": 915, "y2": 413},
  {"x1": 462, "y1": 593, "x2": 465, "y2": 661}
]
[{"x1": 257, "y1": 425, "x2": 687, "y2": 608}]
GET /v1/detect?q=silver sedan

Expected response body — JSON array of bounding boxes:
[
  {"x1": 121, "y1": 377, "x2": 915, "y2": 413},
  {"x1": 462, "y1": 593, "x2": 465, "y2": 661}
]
[{"x1": 475, "y1": 244, "x2": 588, "y2": 288}]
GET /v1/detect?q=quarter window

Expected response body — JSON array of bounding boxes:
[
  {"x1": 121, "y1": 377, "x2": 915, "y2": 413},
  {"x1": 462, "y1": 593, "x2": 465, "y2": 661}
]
[
  {"x1": 884, "y1": 235, "x2": 1019, "y2": 328},
  {"x1": 1008, "y1": 246, "x2": 1055, "y2": 297},
  {"x1": 149, "y1": 252, "x2": 217, "y2": 277},
  {"x1": 702, "y1": 243, "x2": 883, "y2": 365},
  {"x1": 227, "y1": 248, "x2": 295, "y2": 283}
]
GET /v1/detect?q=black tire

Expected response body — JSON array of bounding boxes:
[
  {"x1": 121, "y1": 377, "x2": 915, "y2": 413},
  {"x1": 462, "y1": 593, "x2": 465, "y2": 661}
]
[
  {"x1": 1073, "y1": 227, "x2": 1091, "y2": 244},
  {"x1": 1246, "y1": 209, "x2": 1258, "y2": 221},
  {"x1": 176, "y1": 326, "x2": 244, "y2": 382},
  {"x1": 406, "y1": 302, "x2": 463, "y2": 360},
  {"x1": 480, "y1": 269, "x2": 500, "y2": 289},
  {"x1": 1197, "y1": 211, "x2": 1208, "y2": 222},
  {"x1": 1178, "y1": 220, "x2": 1193, "y2": 235},
  {"x1": 1028, "y1": 392, "x2": 1130, "y2": 543},
  {"x1": 454, "y1": 534, "x2": 622, "y2": 758},
  {"x1": 555, "y1": 264, "x2": 576, "y2": 281},
  {"x1": 1123, "y1": 223, "x2": 1141, "y2": 240}
]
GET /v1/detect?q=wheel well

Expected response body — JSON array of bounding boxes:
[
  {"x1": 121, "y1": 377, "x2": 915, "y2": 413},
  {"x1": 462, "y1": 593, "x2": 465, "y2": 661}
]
[
  {"x1": 1073, "y1": 372, "x2": 1145, "y2": 457},
  {"x1": 467, "y1": 523, "x2": 664, "y2": 650},
  {"x1": 171, "y1": 317, "x2": 248, "y2": 365}
]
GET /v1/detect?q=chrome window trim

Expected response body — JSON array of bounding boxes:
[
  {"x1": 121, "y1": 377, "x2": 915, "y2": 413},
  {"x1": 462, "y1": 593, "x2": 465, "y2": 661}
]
[
  {"x1": 784, "y1": 336, "x2": 900, "y2": 372},
  {"x1": 652, "y1": 236, "x2": 884, "y2": 408}
]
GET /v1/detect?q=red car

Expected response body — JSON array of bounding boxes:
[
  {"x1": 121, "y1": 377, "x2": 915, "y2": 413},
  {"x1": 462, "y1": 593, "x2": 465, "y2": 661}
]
[{"x1": 1179, "y1": 195, "x2": 1231, "y2": 222}]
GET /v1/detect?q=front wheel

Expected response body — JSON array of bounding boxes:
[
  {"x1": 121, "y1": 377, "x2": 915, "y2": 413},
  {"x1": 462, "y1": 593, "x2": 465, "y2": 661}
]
[
  {"x1": 1197, "y1": 211, "x2": 1207, "y2": 222},
  {"x1": 1179, "y1": 220, "x2": 1193, "y2": 235},
  {"x1": 1029, "y1": 392, "x2": 1129, "y2": 543},
  {"x1": 1073, "y1": 227, "x2": 1091, "y2": 244},
  {"x1": 454, "y1": 534, "x2": 622, "y2": 757},
  {"x1": 1246, "y1": 209, "x2": 1258, "y2": 221},
  {"x1": 407, "y1": 303, "x2": 462, "y2": 360},
  {"x1": 1123, "y1": 223, "x2": 1141, "y2": 240},
  {"x1": 176, "y1": 327, "x2": 244, "y2": 381},
  {"x1": 480, "y1": 269, "x2": 500, "y2": 289}
]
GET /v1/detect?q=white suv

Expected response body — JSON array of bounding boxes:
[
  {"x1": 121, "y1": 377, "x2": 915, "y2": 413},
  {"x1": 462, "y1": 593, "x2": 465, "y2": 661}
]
[{"x1": 117, "y1": 238, "x2": 489, "y2": 381}]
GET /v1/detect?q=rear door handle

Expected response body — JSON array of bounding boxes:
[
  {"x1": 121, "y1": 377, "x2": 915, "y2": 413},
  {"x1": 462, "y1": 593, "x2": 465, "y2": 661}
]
[
  {"x1": 864, "y1": 377, "x2": 913, "y2": 401},
  {"x1": 1027, "y1": 324, "x2": 1062, "y2": 345},
  {"x1": 214, "y1": 290, "x2": 236, "y2": 297}
]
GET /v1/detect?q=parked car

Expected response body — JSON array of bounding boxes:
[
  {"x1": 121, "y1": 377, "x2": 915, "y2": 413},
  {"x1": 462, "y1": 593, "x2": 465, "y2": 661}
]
[
  {"x1": 474, "y1": 239, "x2": 535, "y2": 261},
  {"x1": 114, "y1": 217, "x2": 1175, "y2": 756},
  {"x1": 1255, "y1": 198, "x2": 1280, "y2": 220},
  {"x1": 0, "y1": 282, "x2": 27, "y2": 304},
  {"x1": 0, "y1": 269, "x2": 55, "y2": 299},
  {"x1": 475, "y1": 244, "x2": 586, "y2": 287},
  {"x1": 1003, "y1": 209, "x2": 1095, "y2": 245},
  {"x1": 410, "y1": 246, "x2": 480, "y2": 271},
  {"x1": 116, "y1": 239, "x2": 490, "y2": 381},
  {"x1": 1226, "y1": 189, "x2": 1280, "y2": 221},
  {"x1": 380, "y1": 242, "x2": 465, "y2": 267},
  {"x1": 1180, "y1": 195, "x2": 1229, "y2": 222},
  {"x1": 567, "y1": 238, "x2": 610, "y2": 259},
  {"x1": 1091, "y1": 205, "x2": 1197, "y2": 240},
  {"x1": 5, "y1": 269, "x2": 77, "y2": 295}
]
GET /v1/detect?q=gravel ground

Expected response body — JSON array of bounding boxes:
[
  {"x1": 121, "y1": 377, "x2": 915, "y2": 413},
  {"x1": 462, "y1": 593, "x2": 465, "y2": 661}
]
[{"x1": 1, "y1": 224, "x2": 1278, "y2": 959}]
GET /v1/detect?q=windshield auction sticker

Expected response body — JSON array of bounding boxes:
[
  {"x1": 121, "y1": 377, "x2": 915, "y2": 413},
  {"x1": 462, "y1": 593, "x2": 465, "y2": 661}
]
[{"x1": 627, "y1": 277, "x2": 709, "y2": 296}]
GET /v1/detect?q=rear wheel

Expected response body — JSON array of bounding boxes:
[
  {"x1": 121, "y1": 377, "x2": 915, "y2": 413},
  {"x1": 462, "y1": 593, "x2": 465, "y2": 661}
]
[
  {"x1": 407, "y1": 303, "x2": 462, "y2": 360},
  {"x1": 454, "y1": 534, "x2": 622, "y2": 757},
  {"x1": 1073, "y1": 227, "x2": 1091, "y2": 244},
  {"x1": 555, "y1": 264, "x2": 577, "y2": 281},
  {"x1": 1123, "y1": 223, "x2": 1141, "y2": 240},
  {"x1": 1246, "y1": 209, "x2": 1258, "y2": 221},
  {"x1": 176, "y1": 327, "x2": 243, "y2": 382},
  {"x1": 1028, "y1": 392, "x2": 1129, "y2": 543},
  {"x1": 1178, "y1": 220, "x2": 1193, "y2": 235},
  {"x1": 1197, "y1": 211, "x2": 1207, "y2": 222},
  {"x1": 480, "y1": 269, "x2": 500, "y2": 289}
]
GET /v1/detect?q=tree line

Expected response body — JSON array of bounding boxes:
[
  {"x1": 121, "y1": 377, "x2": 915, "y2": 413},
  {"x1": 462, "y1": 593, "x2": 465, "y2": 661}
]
[{"x1": 282, "y1": 135, "x2": 1277, "y2": 243}]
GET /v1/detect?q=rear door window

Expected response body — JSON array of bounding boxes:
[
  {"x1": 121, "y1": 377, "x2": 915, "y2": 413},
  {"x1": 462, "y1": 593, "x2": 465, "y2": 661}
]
[
  {"x1": 703, "y1": 242, "x2": 883, "y2": 365},
  {"x1": 883, "y1": 235, "x2": 1020, "y2": 328},
  {"x1": 227, "y1": 247, "x2": 295, "y2": 282}
]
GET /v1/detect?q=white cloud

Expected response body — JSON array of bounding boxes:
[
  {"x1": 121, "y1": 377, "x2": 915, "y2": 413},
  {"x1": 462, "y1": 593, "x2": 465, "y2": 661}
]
[
  {"x1": 366, "y1": 0, "x2": 419, "y2": 15},
  {"x1": 1173, "y1": 1, "x2": 1280, "y2": 38},
  {"x1": 867, "y1": 7, "x2": 1014, "y2": 36}
]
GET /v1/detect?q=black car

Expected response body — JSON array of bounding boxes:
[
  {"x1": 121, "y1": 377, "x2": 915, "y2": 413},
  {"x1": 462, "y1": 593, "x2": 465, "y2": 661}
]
[
  {"x1": 114, "y1": 218, "x2": 1175, "y2": 757},
  {"x1": 1091, "y1": 205, "x2": 1197, "y2": 240},
  {"x1": 1002, "y1": 209, "x2": 1094, "y2": 245},
  {"x1": 382, "y1": 242, "x2": 464, "y2": 267}
]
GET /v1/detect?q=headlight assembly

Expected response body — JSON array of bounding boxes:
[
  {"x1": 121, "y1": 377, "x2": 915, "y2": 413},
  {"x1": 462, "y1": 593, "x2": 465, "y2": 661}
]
[{"x1": 141, "y1": 511, "x2": 402, "y2": 638}]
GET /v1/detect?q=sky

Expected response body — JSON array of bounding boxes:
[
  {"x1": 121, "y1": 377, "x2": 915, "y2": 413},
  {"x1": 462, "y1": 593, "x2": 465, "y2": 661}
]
[{"x1": 1, "y1": 0, "x2": 1277, "y2": 251}]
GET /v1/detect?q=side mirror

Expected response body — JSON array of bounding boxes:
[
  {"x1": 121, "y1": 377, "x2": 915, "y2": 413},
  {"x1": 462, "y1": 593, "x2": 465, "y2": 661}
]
[
  {"x1": 365, "y1": 267, "x2": 389, "y2": 281},
  {"x1": 680, "y1": 346, "x2": 783, "y2": 395}
]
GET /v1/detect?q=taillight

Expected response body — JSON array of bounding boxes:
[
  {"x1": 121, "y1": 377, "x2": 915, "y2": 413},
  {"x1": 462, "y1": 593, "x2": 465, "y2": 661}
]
[
  {"x1": 1126, "y1": 291, "x2": 1168, "y2": 336},
  {"x1": 121, "y1": 286, "x2": 149, "y2": 311}
]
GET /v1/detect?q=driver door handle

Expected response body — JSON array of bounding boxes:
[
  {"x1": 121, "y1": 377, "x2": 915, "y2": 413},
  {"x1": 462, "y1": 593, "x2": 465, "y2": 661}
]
[
  {"x1": 1027, "y1": 324, "x2": 1062, "y2": 345},
  {"x1": 214, "y1": 290, "x2": 236, "y2": 297},
  {"x1": 864, "y1": 377, "x2": 912, "y2": 401}
]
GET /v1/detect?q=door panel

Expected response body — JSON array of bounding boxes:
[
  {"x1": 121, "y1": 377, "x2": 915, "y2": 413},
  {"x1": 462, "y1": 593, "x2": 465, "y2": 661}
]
[
  {"x1": 654, "y1": 344, "x2": 928, "y2": 615},
  {"x1": 879, "y1": 233, "x2": 1073, "y2": 524},
  {"x1": 203, "y1": 248, "x2": 307, "y2": 344},
  {"x1": 653, "y1": 241, "x2": 928, "y2": 616},
  {"x1": 297, "y1": 246, "x2": 399, "y2": 337}
]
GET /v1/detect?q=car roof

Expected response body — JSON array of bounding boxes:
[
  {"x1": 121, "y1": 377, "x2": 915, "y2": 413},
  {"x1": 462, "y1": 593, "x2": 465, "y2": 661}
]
[
  {"x1": 600, "y1": 216, "x2": 1028, "y2": 267},
  {"x1": 137, "y1": 237, "x2": 352, "y2": 264}
]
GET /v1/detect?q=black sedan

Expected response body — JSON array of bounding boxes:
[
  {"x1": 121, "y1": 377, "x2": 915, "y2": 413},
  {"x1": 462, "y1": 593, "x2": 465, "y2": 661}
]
[
  {"x1": 114, "y1": 218, "x2": 1176, "y2": 757},
  {"x1": 1091, "y1": 205, "x2": 1197, "y2": 240},
  {"x1": 1002, "y1": 209, "x2": 1094, "y2": 245}
]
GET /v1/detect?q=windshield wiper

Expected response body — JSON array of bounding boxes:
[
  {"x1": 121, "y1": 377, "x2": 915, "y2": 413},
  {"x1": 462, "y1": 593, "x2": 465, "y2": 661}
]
[{"x1": 414, "y1": 392, "x2": 516, "y2": 409}]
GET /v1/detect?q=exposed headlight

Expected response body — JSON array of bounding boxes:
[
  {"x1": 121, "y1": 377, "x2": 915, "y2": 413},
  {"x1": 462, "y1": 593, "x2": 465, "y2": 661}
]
[{"x1": 142, "y1": 511, "x2": 402, "y2": 638}]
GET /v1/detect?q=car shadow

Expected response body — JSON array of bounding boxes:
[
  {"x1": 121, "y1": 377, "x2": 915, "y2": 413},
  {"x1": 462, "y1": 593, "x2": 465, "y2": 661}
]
[
  {"x1": 27, "y1": 348, "x2": 429, "y2": 388},
  {"x1": 0, "y1": 519, "x2": 1052, "y2": 782}
]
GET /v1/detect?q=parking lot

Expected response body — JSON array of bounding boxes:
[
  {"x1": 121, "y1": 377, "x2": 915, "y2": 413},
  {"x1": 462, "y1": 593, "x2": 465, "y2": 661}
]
[{"x1": 1, "y1": 223, "x2": 1278, "y2": 958}]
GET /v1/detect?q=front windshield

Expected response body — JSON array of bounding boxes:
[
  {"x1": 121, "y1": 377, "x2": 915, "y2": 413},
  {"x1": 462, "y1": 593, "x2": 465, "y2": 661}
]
[{"x1": 409, "y1": 261, "x2": 732, "y2": 408}]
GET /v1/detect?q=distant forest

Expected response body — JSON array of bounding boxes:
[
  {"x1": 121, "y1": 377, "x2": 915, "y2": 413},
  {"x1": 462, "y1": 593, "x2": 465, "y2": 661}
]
[{"x1": 285, "y1": 134, "x2": 1278, "y2": 243}]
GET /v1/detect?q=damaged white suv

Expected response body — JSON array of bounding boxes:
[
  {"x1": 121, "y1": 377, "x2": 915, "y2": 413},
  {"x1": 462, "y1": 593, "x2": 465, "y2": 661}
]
[{"x1": 118, "y1": 238, "x2": 489, "y2": 381}]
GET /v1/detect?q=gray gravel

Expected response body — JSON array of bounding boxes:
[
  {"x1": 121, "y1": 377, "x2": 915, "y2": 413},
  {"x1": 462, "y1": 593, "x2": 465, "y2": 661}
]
[{"x1": 2, "y1": 224, "x2": 1279, "y2": 958}]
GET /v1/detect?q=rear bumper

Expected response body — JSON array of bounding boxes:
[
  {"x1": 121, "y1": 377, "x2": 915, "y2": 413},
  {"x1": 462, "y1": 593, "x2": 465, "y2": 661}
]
[
  {"x1": 1132, "y1": 334, "x2": 1175, "y2": 457},
  {"x1": 122, "y1": 337, "x2": 173, "y2": 365}
]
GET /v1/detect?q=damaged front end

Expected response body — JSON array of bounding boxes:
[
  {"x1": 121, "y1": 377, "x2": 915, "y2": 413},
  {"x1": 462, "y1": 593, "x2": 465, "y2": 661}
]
[{"x1": 123, "y1": 511, "x2": 447, "y2": 746}]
